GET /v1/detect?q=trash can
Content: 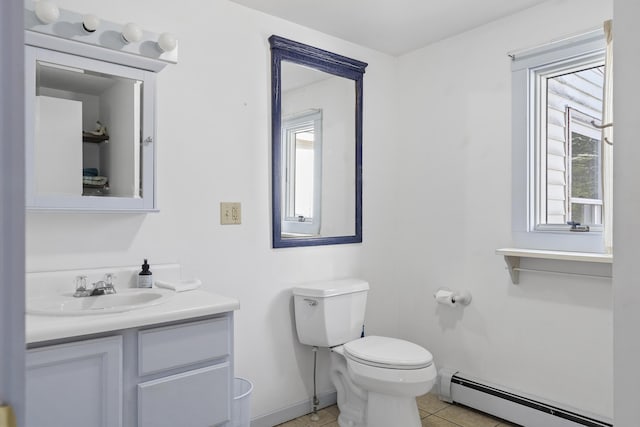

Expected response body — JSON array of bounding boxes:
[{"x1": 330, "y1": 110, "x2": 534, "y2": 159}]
[{"x1": 231, "y1": 377, "x2": 253, "y2": 427}]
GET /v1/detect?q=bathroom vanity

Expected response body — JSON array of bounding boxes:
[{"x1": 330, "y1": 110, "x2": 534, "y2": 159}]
[{"x1": 25, "y1": 265, "x2": 239, "y2": 427}]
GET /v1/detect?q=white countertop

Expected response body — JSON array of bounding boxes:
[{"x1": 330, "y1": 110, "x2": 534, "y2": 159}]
[{"x1": 26, "y1": 290, "x2": 240, "y2": 344}]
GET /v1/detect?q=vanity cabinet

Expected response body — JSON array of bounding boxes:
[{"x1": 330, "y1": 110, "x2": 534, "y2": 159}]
[
  {"x1": 26, "y1": 336, "x2": 123, "y2": 427},
  {"x1": 26, "y1": 314, "x2": 234, "y2": 427},
  {"x1": 134, "y1": 317, "x2": 232, "y2": 427}
]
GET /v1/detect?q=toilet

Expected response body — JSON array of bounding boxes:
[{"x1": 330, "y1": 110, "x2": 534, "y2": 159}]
[{"x1": 293, "y1": 279, "x2": 436, "y2": 427}]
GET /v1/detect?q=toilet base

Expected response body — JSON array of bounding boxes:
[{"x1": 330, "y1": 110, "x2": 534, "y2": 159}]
[
  {"x1": 365, "y1": 392, "x2": 422, "y2": 427},
  {"x1": 335, "y1": 392, "x2": 422, "y2": 427},
  {"x1": 331, "y1": 351, "x2": 367, "y2": 427}
]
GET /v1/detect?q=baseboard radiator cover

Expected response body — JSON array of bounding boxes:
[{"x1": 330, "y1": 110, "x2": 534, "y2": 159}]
[{"x1": 439, "y1": 370, "x2": 612, "y2": 427}]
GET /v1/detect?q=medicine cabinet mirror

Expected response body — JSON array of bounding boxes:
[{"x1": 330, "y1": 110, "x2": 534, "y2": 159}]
[
  {"x1": 270, "y1": 35, "x2": 367, "y2": 248},
  {"x1": 26, "y1": 46, "x2": 156, "y2": 211},
  {"x1": 24, "y1": 2, "x2": 176, "y2": 212}
]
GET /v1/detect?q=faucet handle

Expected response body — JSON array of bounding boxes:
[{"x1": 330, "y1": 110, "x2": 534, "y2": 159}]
[
  {"x1": 73, "y1": 275, "x2": 91, "y2": 297},
  {"x1": 75, "y1": 275, "x2": 87, "y2": 290},
  {"x1": 104, "y1": 273, "x2": 116, "y2": 285}
]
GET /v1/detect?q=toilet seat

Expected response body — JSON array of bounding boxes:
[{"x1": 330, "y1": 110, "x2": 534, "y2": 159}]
[{"x1": 343, "y1": 336, "x2": 433, "y2": 370}]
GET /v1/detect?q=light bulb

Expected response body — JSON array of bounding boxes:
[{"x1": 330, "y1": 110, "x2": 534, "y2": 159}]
[
  {"x1": 122, "y1": 23, "x2": 143, "y2": 44},
  {"x1": 157, "y1": 33, "x2": 177, "y2": 52},
  {"x1": 35, "y1": 0, "x2": 60, "y2": 24},
  {"x1": 82, "y1": 14, "x2": 100, "y2": 33}
]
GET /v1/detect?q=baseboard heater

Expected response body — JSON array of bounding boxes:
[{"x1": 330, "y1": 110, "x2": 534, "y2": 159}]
[{"x1": 440, "y1": 371, "x2": 612, "y2": 427}]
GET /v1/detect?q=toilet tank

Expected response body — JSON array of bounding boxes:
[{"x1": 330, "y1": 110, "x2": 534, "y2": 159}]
[{"x1": 292, "y1": 278, "x2": 369, "y2": 347}]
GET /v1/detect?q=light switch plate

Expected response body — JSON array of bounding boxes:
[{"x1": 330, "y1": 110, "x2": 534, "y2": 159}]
[{"x1": 220, "y1": 202, "x2": 241, "y2": 225}]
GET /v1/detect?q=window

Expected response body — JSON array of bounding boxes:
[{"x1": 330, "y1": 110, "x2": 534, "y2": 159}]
[
  {"x1": 281, "y1": 110, "x2": 322, "y2": 236},
  {"x1": 511, "y1": 30, "x2": 609, "y2": 252},
  {"x1": 538, "y1": 65, "x2": 605, "y2": 229}
]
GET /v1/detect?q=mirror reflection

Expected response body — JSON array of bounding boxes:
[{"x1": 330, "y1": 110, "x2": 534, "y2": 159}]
[
  {"x1": 281, "y1": 108, "x2": 323, "y2": 236},
  {"x1": 270, "y1": 35, "x2": 367, "y2": 248},
  {"x1": 281, "y1": 62, "x2": 356, "y2": 238},
  {"x1": 35, "y1": 60, "x2": 143, "y2": 199}
]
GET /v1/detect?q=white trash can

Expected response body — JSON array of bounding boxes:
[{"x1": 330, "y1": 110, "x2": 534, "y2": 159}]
[{"x1": 231, "y1": 377, "x2": 253, "y2": 427}]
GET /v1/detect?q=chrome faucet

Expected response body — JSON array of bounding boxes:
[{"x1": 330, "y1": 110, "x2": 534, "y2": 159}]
[
  {"x1": 89, "y1": 280, "x2": 117, "y2": 296},
  {"x1": 73, "y1": 273, "x2": 117, "y2": 297}
]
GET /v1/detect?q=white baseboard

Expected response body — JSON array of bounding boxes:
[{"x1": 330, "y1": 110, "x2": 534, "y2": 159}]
[{"x1": 250, "y1": 391, "x2": 337, "y2": 427}]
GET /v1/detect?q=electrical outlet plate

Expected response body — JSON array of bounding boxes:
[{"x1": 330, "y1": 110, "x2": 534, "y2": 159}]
[{"x1": 220, "y1": 202, "x2": 241, "y2": 225}]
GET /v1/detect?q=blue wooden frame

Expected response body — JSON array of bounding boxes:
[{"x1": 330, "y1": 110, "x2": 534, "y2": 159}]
[{"x1": 269, "y1": 35, "x2": 367, "y2": 248}]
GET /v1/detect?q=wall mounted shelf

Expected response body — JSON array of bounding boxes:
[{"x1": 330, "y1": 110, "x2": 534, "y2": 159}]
[{"x1": 496, "y1": 248, "x2": 613, "y2": 284}]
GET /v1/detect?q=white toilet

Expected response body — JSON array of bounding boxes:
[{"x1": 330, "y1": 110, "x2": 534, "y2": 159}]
[{"x1": 293, "y1": 279, "x2": 436, "y2": 427}]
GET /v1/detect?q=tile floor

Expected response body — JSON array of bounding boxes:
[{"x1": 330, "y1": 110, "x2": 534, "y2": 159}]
[{"x1": 275, "y1": 393, "x2": 520, "y2": 427}]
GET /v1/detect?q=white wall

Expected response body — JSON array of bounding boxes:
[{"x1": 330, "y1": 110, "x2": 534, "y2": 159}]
[
  {"x1": 391, "y1": 0, "x2": 614, "y2": 418},
  {"x1": 25, "y1": 0, "x2": 399, "y2": 420}
]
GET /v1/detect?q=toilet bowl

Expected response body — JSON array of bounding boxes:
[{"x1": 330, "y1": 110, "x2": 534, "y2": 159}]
[
  {"x1": 343, "y1": 336, "x2": 436, "y2": 397},
  {"x1": 331, "y1": 336, "x2": 436, "y2": 427},
  {"x1": 292, "y1": 279, "x2": 437, "y2": 427}
]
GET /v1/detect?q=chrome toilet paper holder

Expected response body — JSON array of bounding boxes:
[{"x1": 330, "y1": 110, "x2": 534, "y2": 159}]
[{"x1": 434, "y1": 289, "x2": 472, "y2": 307}]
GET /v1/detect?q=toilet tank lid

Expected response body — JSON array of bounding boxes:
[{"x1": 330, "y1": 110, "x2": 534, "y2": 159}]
[{"x1": 292, "y1": 278, "x2": 369, "y2": 297}]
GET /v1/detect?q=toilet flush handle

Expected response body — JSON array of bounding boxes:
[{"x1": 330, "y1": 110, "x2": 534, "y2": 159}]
[{"x1": 303, "y1": 298, "x2": 318, "y2": 306}]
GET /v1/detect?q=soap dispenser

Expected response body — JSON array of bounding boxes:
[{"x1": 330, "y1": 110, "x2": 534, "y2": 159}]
[{"x1": 138, "y1": 259, "x2": 153, "y2": 288}]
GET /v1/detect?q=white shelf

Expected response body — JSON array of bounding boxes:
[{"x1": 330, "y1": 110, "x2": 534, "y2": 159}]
[{"x1": 496, "y1": 248, "x2": 612, "y2": 284}]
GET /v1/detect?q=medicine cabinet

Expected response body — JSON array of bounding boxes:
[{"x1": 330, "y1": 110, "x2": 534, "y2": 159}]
[
  {"x1": 25, "y1": 46, "x2": 157, "y2": 211},
  {"x1": 24, "y1": 1, "x2": 177, "y2": 212}
]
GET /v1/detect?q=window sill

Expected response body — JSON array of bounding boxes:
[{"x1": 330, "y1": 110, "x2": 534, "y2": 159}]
[{"x1": 496, "y1": 248, "x2": 612, "y2": 284}]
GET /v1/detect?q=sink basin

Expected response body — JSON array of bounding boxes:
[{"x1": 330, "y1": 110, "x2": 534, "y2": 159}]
[{"x1": 27, "y1": 289, "x2": 174, "y2": 316}]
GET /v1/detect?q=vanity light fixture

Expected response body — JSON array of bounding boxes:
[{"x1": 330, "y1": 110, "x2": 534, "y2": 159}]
[
  {"x1": 82, "y1": 14, "x2": 100, "y2": 33},
  {"x1": 121, "y1": 22, "x2": 143, "y2": 44},
  {"x1": 158, "y1": 33, "x2": 178, "y2": 52},
  {"x1": 34, "y1": 0, "x2": 60, "y2": 24},
  {"x1": 26, "y1": 3, "x2": 178, "y2": 65},
  {"x1": 157, "y1": 32, "x2": 177, "y2": 52}
]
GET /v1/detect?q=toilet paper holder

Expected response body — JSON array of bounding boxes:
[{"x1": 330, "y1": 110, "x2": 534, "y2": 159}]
[{"x1": 434, "y1": 289, "x2": 472, "y2": 307}]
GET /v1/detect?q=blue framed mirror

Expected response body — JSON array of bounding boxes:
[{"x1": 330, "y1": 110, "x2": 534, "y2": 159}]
[{"x1": 270, "y1": 35, "x2": 367, "y2": 248}]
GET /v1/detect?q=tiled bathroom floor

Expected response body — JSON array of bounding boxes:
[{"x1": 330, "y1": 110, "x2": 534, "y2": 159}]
[{"x1": 275, "y1": 392, "x2": 520, "y2": 427}]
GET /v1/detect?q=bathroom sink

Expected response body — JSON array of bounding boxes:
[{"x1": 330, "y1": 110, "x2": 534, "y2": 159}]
[{"x1": 27, "y1": 289, "x2": 174, "y2": 316}]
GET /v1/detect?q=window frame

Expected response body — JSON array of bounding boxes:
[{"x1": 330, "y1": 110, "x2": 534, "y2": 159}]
[
  {"x1": 511, "y1": 29, "x2": 606, "y2": 252},
  {"x1": 281, "y1": 109, "x2": 323, "y2": 236}
]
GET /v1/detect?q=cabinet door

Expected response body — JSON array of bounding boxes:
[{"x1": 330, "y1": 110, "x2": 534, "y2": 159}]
[
  {"x1": 138, "y1": 363, "x2": 230, "y2": 427},
  {"x1": 26, "y1": 336, "x2": 123, "y2": 427}
]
